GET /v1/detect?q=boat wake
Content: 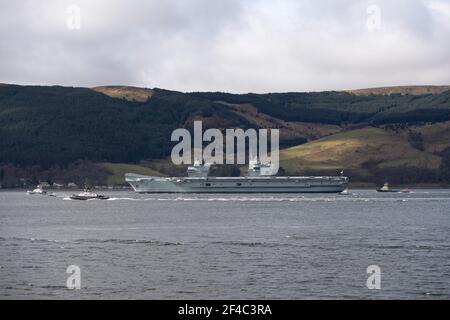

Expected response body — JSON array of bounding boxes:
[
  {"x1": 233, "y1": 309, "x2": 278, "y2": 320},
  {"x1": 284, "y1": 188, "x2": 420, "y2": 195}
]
[
  {"x1": 78, "y1": 196, "x2": 449, "y2": 202},
  {"x1": 106, "y1": 197, "x2": 141, "y2": 201}
]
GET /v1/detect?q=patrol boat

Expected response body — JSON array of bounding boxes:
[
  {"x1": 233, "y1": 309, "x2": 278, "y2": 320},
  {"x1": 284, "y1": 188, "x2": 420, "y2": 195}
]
[{"x1": 125, "y1": 161, "x2": 348, "y2": 193}]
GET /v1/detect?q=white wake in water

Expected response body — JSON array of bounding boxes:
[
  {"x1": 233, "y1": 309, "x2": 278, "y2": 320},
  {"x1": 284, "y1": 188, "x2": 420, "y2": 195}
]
[{"x1": 81, "y1": 196, "x2": 450, "y2": 202}]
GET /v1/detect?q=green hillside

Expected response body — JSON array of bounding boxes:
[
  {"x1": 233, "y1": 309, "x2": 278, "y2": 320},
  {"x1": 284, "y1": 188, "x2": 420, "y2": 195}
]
[
  {"x1": 0, "y1": 84, "x2": 251, "y2": 166},
  {"x1": 1, "y1": 83, "x2": 450, "y2": 187},
  {"x1": 192, "y1": 90, "x2": 450, "y2": 124},
  {"x1": 279, "y1": 125, "x2": 450, "y2": 186},
  {"x1": 280, "y1": 127, "x2": 441, "y2": 172}
]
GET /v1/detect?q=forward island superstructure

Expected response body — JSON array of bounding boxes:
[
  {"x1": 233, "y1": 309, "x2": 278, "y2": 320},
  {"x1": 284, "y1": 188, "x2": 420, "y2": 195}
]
[{"x1": 125, "y1": 161, "x2": 348, "y2": 193}]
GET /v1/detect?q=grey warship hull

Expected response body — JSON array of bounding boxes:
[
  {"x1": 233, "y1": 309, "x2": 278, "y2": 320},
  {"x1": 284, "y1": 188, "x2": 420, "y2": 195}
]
[{"x1": 125, "y1": 173, "x2": 348, "y2": 193}]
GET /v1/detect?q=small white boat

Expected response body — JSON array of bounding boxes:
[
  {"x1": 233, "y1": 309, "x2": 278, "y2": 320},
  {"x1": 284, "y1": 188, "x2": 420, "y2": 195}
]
[{"x1": 27, "y1": 185, "x2": 47, "y2": 195}]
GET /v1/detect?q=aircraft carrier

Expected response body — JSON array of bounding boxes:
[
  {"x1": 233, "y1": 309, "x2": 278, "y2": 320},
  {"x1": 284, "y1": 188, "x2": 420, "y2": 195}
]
[{"x1": 125, "y1": 161, "x2": 348, "y2": 193}]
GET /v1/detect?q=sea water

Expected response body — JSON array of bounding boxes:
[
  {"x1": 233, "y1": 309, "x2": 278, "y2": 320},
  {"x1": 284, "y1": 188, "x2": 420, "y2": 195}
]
[{"x1": 0, "y1": 190, "x2": 449, "y2": 299}]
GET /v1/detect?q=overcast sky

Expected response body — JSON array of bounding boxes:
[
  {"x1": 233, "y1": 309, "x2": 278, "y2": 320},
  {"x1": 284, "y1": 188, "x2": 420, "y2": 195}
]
[{"x1": 0, "y1": 0, "x2": 449, "y2": 93}]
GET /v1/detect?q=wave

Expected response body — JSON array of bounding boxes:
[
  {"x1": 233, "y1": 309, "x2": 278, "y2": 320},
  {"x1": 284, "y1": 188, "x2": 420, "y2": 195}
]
[
  {"x1": 0, "y1": 237, "x2": 293, "y2": 248},
  {"x1": 209, "y1": 240, "x2": 289, "y2": 248},
  {"x1": 0, "y1": 236, "x2": 182, "y2": 246}
]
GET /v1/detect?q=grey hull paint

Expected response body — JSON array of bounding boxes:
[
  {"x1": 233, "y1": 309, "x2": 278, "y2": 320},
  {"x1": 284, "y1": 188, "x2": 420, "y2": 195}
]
[{"x1": 125, "y1": 173, "x2": 348, "y2": 193}]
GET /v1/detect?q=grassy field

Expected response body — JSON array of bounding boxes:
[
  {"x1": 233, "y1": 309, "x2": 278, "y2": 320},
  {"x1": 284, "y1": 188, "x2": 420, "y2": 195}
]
[
  {"x1": 98, "y1": 162, "x2": 163, "y2": 185},
  {"x1": 92, "y1": 86, "x2": 153, "y2": 102},
  {"x1": 279, "y1": 126, "x2": 442, "y2": 174},
  {"x1": 344, "y1": 85, "x2": 450, "y2": 96}
]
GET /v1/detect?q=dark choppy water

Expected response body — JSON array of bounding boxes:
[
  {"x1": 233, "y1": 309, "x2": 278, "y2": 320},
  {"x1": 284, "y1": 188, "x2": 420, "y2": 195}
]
[{"x1": 1, "y1": 190, "x2": 449, "y2": 299}]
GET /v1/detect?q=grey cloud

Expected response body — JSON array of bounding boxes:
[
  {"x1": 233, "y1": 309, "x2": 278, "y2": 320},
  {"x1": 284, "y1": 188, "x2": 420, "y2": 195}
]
[{"x1": 0, "y1": 0, "x2": 448, "y2": 92}]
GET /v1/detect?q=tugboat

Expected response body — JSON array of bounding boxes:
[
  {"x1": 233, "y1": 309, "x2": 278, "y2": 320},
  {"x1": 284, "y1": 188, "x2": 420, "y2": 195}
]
[
  {"x1": 376, "y1": 182, "x2": 410, "y2": 193},
  {"x1": 377, "y1": 182, "x2": 396, "y2": 192},
  {"x1": 69, "y1": 186, "x2": 109, "y2": 200}
]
